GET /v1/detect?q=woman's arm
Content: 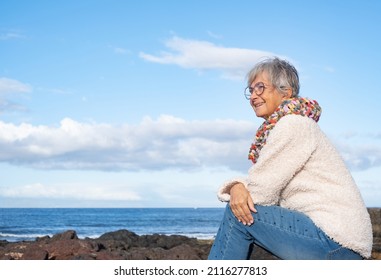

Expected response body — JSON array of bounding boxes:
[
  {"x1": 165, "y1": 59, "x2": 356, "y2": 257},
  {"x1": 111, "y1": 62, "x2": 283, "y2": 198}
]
[
  {"x1": 217, "y1": 115, "x2": 319, "y2": 221},
  {"x1": 247, "y1": 115, "x2": 318, "y2": 205}
]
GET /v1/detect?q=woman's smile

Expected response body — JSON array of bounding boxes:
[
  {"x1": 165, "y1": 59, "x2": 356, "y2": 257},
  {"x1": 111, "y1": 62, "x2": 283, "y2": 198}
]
[{"x1": 251, "y1": 101, "x2": 266, "y2": 113}]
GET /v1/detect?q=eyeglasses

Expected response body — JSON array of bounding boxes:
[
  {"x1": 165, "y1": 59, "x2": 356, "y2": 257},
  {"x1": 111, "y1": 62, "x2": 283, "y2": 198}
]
[{"x1": 244, "y1": 82, "x2": 267, "y2": 100}]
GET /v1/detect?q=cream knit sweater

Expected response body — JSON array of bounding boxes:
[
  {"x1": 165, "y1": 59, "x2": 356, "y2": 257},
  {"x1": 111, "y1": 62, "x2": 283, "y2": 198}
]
[{"x1": 217, "y1": 114, "x2": 373, "y2": 258}]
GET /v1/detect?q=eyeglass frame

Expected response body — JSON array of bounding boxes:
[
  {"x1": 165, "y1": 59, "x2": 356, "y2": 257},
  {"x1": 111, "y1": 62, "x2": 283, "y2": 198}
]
[
  {"x1": 244, "y1": 82, "x2": 288, "y2": 100},
  {"x1": 244, "y1": 82, "x2": 267, "y2": 100}
]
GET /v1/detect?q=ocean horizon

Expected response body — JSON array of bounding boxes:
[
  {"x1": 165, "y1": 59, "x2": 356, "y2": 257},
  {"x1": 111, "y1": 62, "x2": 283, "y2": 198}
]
[{"x1": 0, "y1": 207, "x2": 225, "y2": 242}]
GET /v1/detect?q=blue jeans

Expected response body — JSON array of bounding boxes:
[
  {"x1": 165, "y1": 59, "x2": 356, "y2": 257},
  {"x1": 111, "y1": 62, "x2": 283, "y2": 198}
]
[{"x1": 208, "y1": 205, "x2": 362, "y2": 260}]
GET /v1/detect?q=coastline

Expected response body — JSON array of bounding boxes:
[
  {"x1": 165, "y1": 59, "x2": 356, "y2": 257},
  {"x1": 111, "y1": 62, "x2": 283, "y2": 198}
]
[
  {"x1": 0, "y1": 208, "x2": 380, "y2": 260},
  {"x1": 0, "y1": 229, "x2": 281, "y2": 260},
  {"x1": 0, "y1": 207, "x2": 224, "y2": 243}
]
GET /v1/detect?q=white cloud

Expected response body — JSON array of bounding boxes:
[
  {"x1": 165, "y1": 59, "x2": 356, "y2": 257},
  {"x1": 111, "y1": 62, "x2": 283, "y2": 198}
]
[
  {"x1": 0, "y1": 164, "x2": 237, "y2": 207},
  {"x1": 1, "y1": 113, "x2": 380, "y2": 178},
  {"x1": 0, "y1": 77, "x2": 32, "y2": 95},
  {"x1": 0, "y1": 99, "x2": 27, "y2": 112},
  {"x1": 2, "y1": 114, "x2": 379, "y2": 174},
  {"x1": 109, "y1": 45, "x2": 130, "y2": 55},
  {"x1": 36, "y1": 86, "x2": 73, "y2": 95},
  {"x1": 114, "y1": 47, "x2": 129, "y2": 54},
  {"x1": 0, "y1": 77, "x2": 32, "y2": 113},
  {"x1": 1, "y1": 117, "x2": 380, "y2": 208},
  {"x1": 332, "y1": 133, "x2": 381, "y2": 171},
  {"x1": 0, "y1": 31, "x2": 25, "y2": 40},
  {"x1": 351, "y1": 165, "x2": 381, "y2": 207},
  {"x1": 0, "y1": 115, "x2": 255, "y2": 172},
  {"x1": 0, "y1": 183, "x2": 141, "y2": 201},
  {"x1": 357, "y1": 180, "x2": 381, "y2": 207},
  {"x1": 206, "y1": 31, "x2": 223, "y2": 39},
  {"x1": 139, "y1": 36, "x2": 282, "y2": 79}
]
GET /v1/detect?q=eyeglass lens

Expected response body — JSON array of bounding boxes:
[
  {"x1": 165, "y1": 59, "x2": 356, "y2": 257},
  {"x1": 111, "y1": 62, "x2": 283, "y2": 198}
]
[{"x1": 245, "y1": 82, "x2": 265, "y2": 99}]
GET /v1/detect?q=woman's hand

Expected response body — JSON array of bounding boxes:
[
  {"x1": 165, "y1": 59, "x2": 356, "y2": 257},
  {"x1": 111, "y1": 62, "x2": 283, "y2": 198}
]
[{"x1": 230, "y1": 183, "x2": 257, "y2": 225}]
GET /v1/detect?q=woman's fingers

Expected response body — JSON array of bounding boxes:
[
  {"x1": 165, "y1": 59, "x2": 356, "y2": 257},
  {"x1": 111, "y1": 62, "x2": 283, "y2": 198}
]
[
  {"x1": 248, "y1": 195, "x2": 257, "y2": 213},
  {"x1": 232, "y1": 204, "x2": 253, "y2": 225},
  {"x1": 230, "y1": 183, "x2": 255, "y2": 225}
]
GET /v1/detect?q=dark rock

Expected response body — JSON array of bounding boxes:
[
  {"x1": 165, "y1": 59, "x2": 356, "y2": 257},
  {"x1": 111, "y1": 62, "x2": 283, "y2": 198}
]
[
  {"x1": 98, "y1": 229, "x2": 139, "y2": 241},
  {"x1": 125, "y1": 244, "x2": 204, "y2": 260},
  {"x1": 35, "y1": 235, "x2": 50, "y2": 242},
  {"x1": 368, "y1": 208, "x2": 381, "y2": 260},
  {"x1": 97, "y1": 229, "x2": 139, "y2": 250},
  {"x1": 45, "y1": 239, "x2": 94, "y2": 260},
  {"x1": 139, "y1": 233, "x2": 198, "y2": 249},
  {"x1": 21, "y1": 245, "x2": 49, "y2": 260},
  {"x1": 368, "y1": 208, "x2": 381, "y2": 237},
  {"x1": 50, "y1": 230, "x2": 78, "y2": 241},
  {"x1": 8, "y1": 229, "x2": 205, "y2": 260}
]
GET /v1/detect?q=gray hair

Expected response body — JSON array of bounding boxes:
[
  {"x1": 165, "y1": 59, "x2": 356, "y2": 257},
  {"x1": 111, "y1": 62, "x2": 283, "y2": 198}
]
[{"x1": 247, "y1": 57, "x2": 300, "y2": 97}]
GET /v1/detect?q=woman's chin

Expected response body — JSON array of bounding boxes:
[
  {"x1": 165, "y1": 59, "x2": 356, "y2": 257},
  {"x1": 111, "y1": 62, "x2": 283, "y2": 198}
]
[{"x1": 254, "y1": 110, "x2": 266, "y2": 119}]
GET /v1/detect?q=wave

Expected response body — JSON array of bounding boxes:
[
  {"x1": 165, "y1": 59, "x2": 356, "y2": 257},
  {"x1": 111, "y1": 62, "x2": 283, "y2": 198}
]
[
  {"x1": 0, "y1": 232, "x2": 52, "y2": 242},
  {"x1": 0, "y1": 231, "x2": 216, "y2": 242},
  {"x1": 0, "y1": 208, "x2": 223, "y2": 242}
]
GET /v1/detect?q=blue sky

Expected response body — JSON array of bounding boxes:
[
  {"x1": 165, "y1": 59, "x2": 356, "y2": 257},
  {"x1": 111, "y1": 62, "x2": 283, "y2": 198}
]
[{"x1": 0, "y1": 0, "x2": 380, "y2": 208}]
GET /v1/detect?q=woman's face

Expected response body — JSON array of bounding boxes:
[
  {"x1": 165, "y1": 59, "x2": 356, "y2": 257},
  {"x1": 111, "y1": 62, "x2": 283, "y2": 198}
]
[{"x1": 249, "y1": 71, "x2": 289, "y2": 119}]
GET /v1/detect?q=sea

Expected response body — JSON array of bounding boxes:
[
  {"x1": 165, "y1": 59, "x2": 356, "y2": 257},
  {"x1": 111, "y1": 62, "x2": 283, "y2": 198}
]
[{"x1": 0, "y1": 208, "x2": 225, "y2": 242}]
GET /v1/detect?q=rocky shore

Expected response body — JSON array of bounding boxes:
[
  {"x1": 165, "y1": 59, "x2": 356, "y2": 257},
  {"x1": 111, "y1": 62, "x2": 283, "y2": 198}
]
[{"x1": 1, "y1": 208, "x2": 380, "y2": 260}]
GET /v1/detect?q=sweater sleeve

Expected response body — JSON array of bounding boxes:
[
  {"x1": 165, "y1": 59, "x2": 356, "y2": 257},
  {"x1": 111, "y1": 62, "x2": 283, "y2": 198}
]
[{"x1": 217, "y1": 115, "x2": 318, "y2": 204}]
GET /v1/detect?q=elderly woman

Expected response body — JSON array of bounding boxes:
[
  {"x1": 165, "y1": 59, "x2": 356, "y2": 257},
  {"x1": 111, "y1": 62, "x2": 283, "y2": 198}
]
[{"x1": 208, "y1": 57, "x2": 373, "y2": 260}]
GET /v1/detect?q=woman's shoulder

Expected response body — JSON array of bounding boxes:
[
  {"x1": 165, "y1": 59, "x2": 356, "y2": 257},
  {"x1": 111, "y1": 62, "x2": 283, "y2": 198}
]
[
  {"x1": 278, "y1": 114, "x2": 318, "y2": 124},
  {"x1": 275, "y1": 114, "x2": 320, "y2": 133},
  {"x1": 266, "y1": 115, "x2": 322, "y2": 148}
]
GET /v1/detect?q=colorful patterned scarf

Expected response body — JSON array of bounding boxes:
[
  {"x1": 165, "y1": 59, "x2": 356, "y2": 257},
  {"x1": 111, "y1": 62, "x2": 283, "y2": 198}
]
[{"x1": 248, "y1": 97, "x2": 322, "y2": 164}]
